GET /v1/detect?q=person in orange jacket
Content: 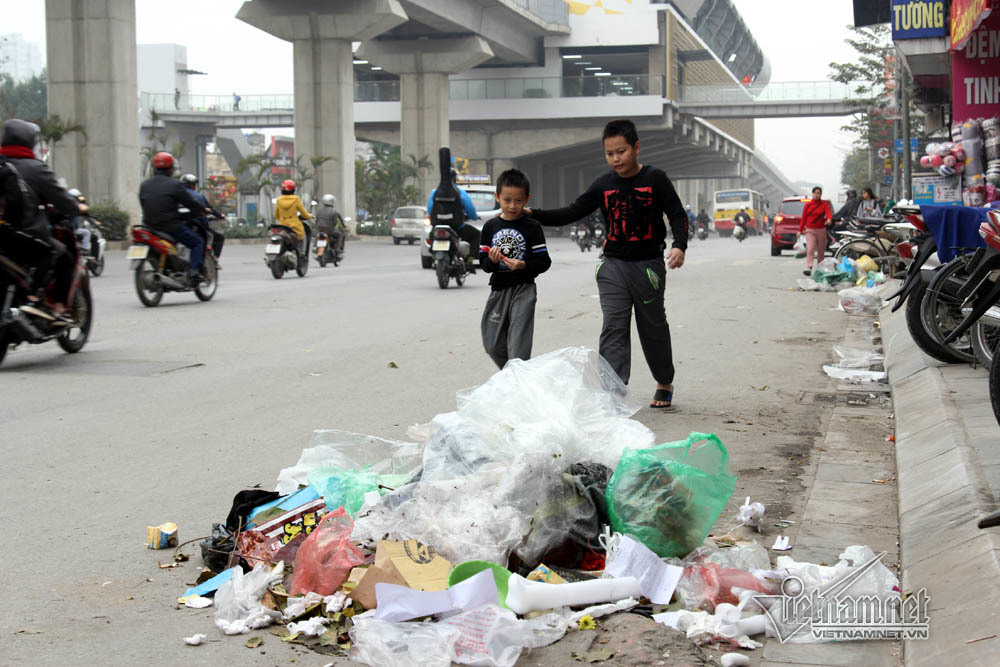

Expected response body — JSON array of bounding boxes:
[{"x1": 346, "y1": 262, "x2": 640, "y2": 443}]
[{"x1": 273, "y1": 179, "x2": 312, "y2": 252}]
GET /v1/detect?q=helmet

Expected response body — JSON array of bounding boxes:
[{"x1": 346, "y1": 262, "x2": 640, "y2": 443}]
[
  {"x1": 67, "y1": 188, "x2": 82, "y2": 199},
  {"x1": 152, "y1": 152, "x2": 175, "y2": 171},
  {"x1": 180, "y1": 173, "x2": 198, "y2": 186},
  {"x1": 1, "y1": 118, "x2": 40, "y2": 148},
  {"x1": 281, "y1": 179, "x2": 296, "y2": 194},
  {"x1": 321, "y1": 194, "x2": 335, "y2": 206}
]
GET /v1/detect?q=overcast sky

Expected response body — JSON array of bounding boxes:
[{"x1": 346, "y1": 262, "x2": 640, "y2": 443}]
[{"x1": 1, "y1": 0, "x2": 862, "y2": 199}]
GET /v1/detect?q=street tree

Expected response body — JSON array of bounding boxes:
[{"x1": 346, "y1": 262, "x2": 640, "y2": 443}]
[
  {"x1": 37, "y1": 114, "x2": 87, "y2": 175},
  {"x1": 236, "y1": 153, "x2": 281, "y2": 223},
  {"x1": 0, "y1": 70, "x2": 47, "y2": 121},
  {"x1": 355, "y1": 143, "x2": 431, "y2": 225}
]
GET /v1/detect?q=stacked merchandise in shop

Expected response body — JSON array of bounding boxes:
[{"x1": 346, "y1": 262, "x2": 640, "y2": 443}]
[{"x1": 950, "y1": 117, "x2": 1000, "y2": 207}]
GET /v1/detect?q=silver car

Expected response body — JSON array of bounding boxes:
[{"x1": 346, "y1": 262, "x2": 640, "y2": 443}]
[{"x1": 392, "y1": 206, "x2": 427, "y2": 245}]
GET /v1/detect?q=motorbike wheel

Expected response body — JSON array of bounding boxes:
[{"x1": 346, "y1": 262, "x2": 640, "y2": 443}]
[
  {"x1": 434, "y1": 257, "x2": 449, "y2": 289},
  {"x1": 270, "y1": 260, "x2": 284, "y2": 280},
  {"x1": 195, "y1": 256, "x2": 219, "y2": 302},
  {"x1": 971, "y1": 319, "x2": 1000, "y2": 368},
  {"x1": 318, "y1": 254, "x2": 327, "y2": 268},
  {"x1": 135, "y1": 257, "x2": 164, "y2": 307},
  {"x1": 904, "y1": 274, "x2": 965, "y2": 363},
  {"x1": 57, "y1": 279, "x2": 93, "y2": 353},
  {"x1": 0, "y1": 332, "x2": 8, "y2": 366},
  {"x1": 296, "y1": 254, "x2": 308, "y2": 277},
  {"x1": 920, "y1": 255, "x2": 977, "y2": 364},
  {"x1": 991, "y1": 351, "x2": 1000, "y2": 426},
  {"x1": 90, "y1": 255, "x2": 105, "y2": 277}
]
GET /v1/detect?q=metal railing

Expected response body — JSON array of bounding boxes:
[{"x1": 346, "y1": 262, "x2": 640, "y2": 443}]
[
  {"x1": 450, "y1": 74, "x2": 664, "y2": 100},
  {"x1": 142, "y1": 92, "x2": 294, "y2": 113},
  {"x1": 678, "y1": 81, "x2": 861, "y2": 105}
]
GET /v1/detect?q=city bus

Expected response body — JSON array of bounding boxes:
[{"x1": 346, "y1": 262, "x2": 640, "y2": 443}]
[{"x1": 713, "y1": 188, "x2": 766, "y2": 236}]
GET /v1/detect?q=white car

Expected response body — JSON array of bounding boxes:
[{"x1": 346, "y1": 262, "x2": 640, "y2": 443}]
[
  {"x1": 391, "y1": 206, "x2": 427, "y2": 245},
  {"x1": 419, "y1": 184, "x2": 500, "y2": 269}
]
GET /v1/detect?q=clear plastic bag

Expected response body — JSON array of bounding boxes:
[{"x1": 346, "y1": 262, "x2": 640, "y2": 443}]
[
  {"x1": 290, "y1": 508, "x2": 366, "y2": 596},
  {"x1": 349, "y1": 613, "x2": 459, "y2": 667},
  {"x1": 274, "y1": 431, "x2": 423, "y2": 495},
  {"x1": 307, "y1": 465, "x2": 412, "y2": 516},
  {"x1": 838, "y1": 287, "x2": 882, "y2": 315},
  {"x1": 606, "y1": 432, "x2": 737, "y2": 558},
  {"x1": 213, "y1": 562, "x2": 284, "y2": 635}
]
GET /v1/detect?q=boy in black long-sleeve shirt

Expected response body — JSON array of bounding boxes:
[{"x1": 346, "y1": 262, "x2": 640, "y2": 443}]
[
  {"x1": 527, "y1": 119, "x2": 688, "y2": 408},
  {"x1": 479, "y1": 169, "x2": 551, "y2": 369}
]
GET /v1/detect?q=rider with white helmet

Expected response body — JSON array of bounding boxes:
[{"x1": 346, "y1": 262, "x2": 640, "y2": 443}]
[{"x1": 315, "y1": 193, "x2": 346, "y2": 255}]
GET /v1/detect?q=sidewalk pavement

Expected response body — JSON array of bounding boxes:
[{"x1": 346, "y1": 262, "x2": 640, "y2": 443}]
[
  {"x1": 881, "y1": 292, "x2": 1000, "y2": 666},
  {"x1": 762, "y1": 314, "x2": 900, "y2": 667}
]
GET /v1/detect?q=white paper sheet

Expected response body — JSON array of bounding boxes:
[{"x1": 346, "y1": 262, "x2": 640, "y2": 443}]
[
  {"x1": 605, "y1": 535, "x2": 683, "y2": 604},
  {"x1": 374, "y1": 569, "x2": 498, "y2": 622}
]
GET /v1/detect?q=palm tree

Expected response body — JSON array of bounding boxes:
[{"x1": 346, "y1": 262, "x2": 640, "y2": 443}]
[
  {"x1": 236, "y1": 154, "x2": 280, "y2": 223},
  {"x1": 37, "y1": 114, "x2": 86, "y2": 175}
]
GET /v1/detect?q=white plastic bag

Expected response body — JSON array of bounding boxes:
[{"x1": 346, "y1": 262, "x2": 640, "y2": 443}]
[
  {"x1": 349, "y1": 613, "x2": 459, "y2": 667},
  {"x1": 837, "y1": 287, "x2": 882, "y2": 315},
  {"x1": 832, "y1": 345, "x2": 884, "y2": 369},
  {"x1": 822, "y1": 365, "x2": 887, "y2": 383},
  {"x1": 213, "y1": 563, "x2": 284, "y2": 635}
]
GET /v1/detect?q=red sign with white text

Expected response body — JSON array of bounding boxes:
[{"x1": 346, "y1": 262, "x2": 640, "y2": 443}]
[
  {"x1": 951, "y1": 0, "x2": 991, "y2": 51},
  {"x1": 952, "y1": 10, "x2": 1000, "y2": 122}
]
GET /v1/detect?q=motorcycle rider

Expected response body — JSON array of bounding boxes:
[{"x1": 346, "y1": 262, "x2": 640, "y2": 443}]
[
  {"x1": 273, "y1": 178, "x2": 312, "y2": 256},
  {"x1": 180, "y1": 173, "x2": 226, "y2": 259},
  {"x1": 685, "y1": 205, "x2": 696, "y2": 237},
  {"x1": 314, "y1": 193, "x2": 346, "y2": 256},
  {"x1": 696, "y1": 208, "x2": 710, "y2": 234},
  {"x1": 0, "y1": 118, "x2": 81, "y2": 321},
  {"x1": 832, "y1": 189, "x2": 860, "y2": 223},
  {"x1": 67, "y1": 188, "x2": 94, "y2": 256},
  {"x1": 427, "y1": 168, "x2": 480, "y2": 272},
  {"x1": 138, "y1": 152, "x2": 213, "y2": 286},
  {"x1": 733, "y1": 207, "x2": 751, "y2": 235}
]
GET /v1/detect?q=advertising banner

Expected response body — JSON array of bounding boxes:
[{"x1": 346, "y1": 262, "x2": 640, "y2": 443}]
[
  {"x1": 951, "y1": 0, "x2": 991, "y2": 51},
  {"x1": 952, "y1": 9, "x2": 1000, "y2": 122},
  {"x1": 891, "y1": 0, "x2": 947, "y2": 39}
]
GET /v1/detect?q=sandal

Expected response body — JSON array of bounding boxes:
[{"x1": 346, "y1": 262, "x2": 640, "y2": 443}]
[{"x1": 650, "y1": 387, "x2": 673, "y2": 408}]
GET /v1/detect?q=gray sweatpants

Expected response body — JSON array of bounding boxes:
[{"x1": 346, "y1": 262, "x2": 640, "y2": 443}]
[
  {"x1": 595, "y1": 255, "x2": 674, "y2": 386},
  {"x1": 481, "y1": 282, "x2": 538, "y2": 369}
]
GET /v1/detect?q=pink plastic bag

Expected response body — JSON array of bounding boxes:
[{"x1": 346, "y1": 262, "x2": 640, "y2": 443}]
[
  {"x1": 677, "y1": 563, "x2": 777, "y2": 612},
  {"x1": 290, "y1": 508, "x2": 366, "y2": 596}
]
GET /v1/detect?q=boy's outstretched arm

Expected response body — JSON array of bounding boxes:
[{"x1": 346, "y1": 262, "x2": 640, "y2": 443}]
[{"x1": 530, "y1": 185, "x2": 601, "y2": 227}]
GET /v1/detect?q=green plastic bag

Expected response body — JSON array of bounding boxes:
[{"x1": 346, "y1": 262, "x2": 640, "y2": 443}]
[
  {"x1": 606, "y1": 432, "x2": 737, "y2": 558},
  {"x1": 307, "y1": 466, "x2": 410, "y2": 517}
]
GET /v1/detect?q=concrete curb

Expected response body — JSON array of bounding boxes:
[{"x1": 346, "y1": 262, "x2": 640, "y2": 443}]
[{"x1": 880, "y1": 300, "x2": 1000, "y2": 666}]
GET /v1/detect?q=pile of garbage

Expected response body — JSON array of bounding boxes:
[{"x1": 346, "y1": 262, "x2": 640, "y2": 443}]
[
  {"x1": 798, "y1": 256, "x2": 887, "y2": 294},
  {"x1": 163, "y1": 347, "x2": 899, "y2": 665}
]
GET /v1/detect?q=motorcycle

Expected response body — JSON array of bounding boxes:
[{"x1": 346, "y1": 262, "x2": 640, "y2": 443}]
[
  {"x1": 315, "y1": 230, "x2": 342, "y2": 267},
  {"x1": 696, "y1": 221, "x2": 709, "y2": 241},
  {"x1": 574, "y1": 223, "x2": 593, "y2": 252},
  {"x1": 430, "y1": 224, "x2": 470, "y2": 289},
  {"x1": 593, "y1": 223, "x2": 605, "y2": 248},
  {"x1": 0, "y1": 216, "x2": 93, "y2": 366},
  {"x1": 127, "y1": 209, "x2": 219, "y2": 306},
  {"x1": 265, "y1": 223, "x2": 310, "y2": 279},
  {"x1": 733, "y1": 220, "x2": 747, "y2": 242},
  {"x1": 76, "y1": 215, "x2": 106, "y2": 277}
]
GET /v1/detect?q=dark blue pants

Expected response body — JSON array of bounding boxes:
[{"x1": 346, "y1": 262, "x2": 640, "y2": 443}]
[{"x1": 172, "y1": 226, "x2": 205, "y2": 274}]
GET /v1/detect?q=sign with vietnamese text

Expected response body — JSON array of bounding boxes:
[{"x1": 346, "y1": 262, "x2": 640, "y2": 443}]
[
  {"x1": 912, "y1": 174, "x2": 962, "y2": 204},
  {"x1": 951, "y1": 0, "x2": 991, "y2": 50},
  {"x1": 952, "y1": 10, "x2": 1000, "y2": 122},
  {"x1": 892, "y1": 0, "x2": 947, "y2": 39}
]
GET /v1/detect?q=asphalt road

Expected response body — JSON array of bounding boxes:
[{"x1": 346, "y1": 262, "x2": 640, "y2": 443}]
[{"x1": 1, "y1": 232, "x2": 849, "y2": 665}]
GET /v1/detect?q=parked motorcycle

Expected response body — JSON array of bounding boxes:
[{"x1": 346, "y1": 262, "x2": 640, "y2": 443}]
[
  {"x1": 127, "y1": 210, "x2": 219, "y2": 306},
  {"x1": 430, "y1": 224, "x2": 470, "y2": 289},
  {"x1": 265, "y1": 223, "x2": 310, "y2": 279},
  {"x1": 0, "y1": 217, "x2": 93, "y2": 365},
  {"x1": 75, "y1": 215, "x2": 106, "y2": 277},
  {"x1": 315, "y1": 230, "x2": 342, "y2": 267}
]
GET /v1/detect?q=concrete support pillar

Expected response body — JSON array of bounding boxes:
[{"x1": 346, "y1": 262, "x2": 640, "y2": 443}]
[
  {"x1": 237, "y1": 0, "x2": 407, "y2": 234},
  {"x1": 358, "y1": 37, "x2": 493, "y2": 200},
  {"x1": 45, "y1": 0, "x2": 140, "y2": 225}
]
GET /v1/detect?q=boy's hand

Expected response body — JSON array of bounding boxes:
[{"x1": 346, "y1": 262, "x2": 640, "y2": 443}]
[
  {"x1": 488, "y1": 246, "x2": 503, "y2": 263},
  {"x1": 502, "y1": 256, "x2": 526, "y2": 271},
  {"x1": 667, "y1": 247, "x2": 685, "y2": 269}
]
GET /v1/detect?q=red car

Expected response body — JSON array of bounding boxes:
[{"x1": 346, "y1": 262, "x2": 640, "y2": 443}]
[{"x1": 770, "y1": 196, "x2": 832, "y2": 256}]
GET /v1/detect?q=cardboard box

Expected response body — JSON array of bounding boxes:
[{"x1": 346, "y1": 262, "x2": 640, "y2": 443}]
[{"x1": 349, "y1": 540, "x2": 451, "y2": 609}]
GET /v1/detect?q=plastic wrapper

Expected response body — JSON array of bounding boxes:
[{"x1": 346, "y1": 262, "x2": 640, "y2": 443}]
[
  {"x1": 274, "y1": 431, "x2": 423, "y2": 495},
  {"x1": 837, "y1": 287, "x2": 882, "y2": 315},
  {"x1": 349, "y1": 605, "x2": 566, "y2": 667},
  {"x1": 213, "y1": 562, "x2": 284, "y2": 635},
  {"x1": 290, "y1": 508, "x2": 366, "y2": 596},
  {"x1": 511, "y1": 461, "x2": 612, "y2": 572},
  {"x1": 307, "y1": 465, "x2": 411, "y2": 515},
  {"x1": 687, "y1": 542, "x2": 772, "y2": 573},
  {"x1": 606, "y1": 432, "x2": 737, "y2": 558},
  {"x1": 675, "y1": 563, "x2": 777, "y2": 612},
  {"x1": 832, "y1": 345, "x2": 883, "y2": 369}
]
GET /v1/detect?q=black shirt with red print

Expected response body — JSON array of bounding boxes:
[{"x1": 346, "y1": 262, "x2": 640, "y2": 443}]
[{"x1": 531, "y1": 165, "x2": 688, "y2": 260}]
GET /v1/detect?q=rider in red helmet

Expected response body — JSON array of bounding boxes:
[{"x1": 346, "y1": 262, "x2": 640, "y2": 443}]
[
  {"x1": 138, "y1": 151, "x2": 213, "y2": 285},
  {"x1": 273, "y1": 178, "x2": 313, "y2": 253}
]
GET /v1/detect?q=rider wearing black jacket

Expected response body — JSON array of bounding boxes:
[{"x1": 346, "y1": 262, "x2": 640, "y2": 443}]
[
  {"x1": 0, "y1": 119, "x2": 81, "y2": 320},
  {"x1": 139, "y1": 153, "x2": 211, "y2": 284},
  {"x1": 832, "y1": 190, "x2": 860, "y2": 222}
]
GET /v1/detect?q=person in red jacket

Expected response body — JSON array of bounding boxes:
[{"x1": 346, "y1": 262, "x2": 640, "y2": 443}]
[{"x1": 798, "y1": 186, "x2": 832, "y2": 275}]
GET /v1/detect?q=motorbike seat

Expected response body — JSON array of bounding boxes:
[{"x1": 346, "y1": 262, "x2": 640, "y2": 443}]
[{"x1": 135, "y1": 225, "x2": 177, "y2": 244}]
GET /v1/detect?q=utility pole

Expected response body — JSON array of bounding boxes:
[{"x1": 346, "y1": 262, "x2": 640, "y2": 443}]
[{"x1": 901, "y1": 66, "x2": 912, "y2": 201}]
